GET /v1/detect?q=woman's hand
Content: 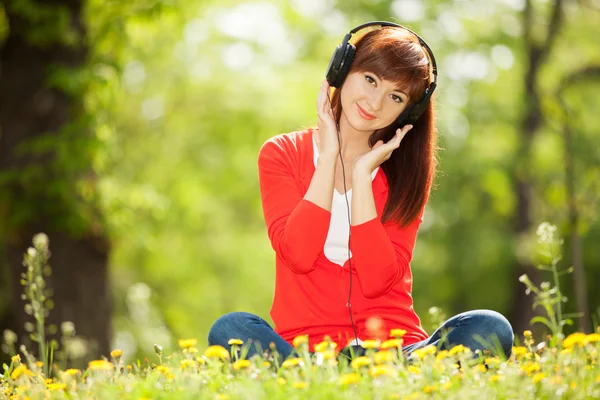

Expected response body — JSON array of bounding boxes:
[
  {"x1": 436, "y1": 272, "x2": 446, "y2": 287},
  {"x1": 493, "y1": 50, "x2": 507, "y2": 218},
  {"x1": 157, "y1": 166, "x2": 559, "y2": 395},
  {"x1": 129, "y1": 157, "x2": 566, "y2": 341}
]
[
  {"x1": 352, "y1": 124, "x2": 414, "y2": 175},
  {"x1": 315, "y1": 79, "x2": 340, "y2": 156}
]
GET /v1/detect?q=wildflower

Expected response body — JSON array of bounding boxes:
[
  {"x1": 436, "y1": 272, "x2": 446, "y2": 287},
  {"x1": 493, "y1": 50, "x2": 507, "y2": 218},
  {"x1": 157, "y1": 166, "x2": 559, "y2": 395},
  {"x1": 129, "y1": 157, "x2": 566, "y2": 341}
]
[
  {"x1": 449, "y1": 344, "x2": 470, "y2": 356},
  {"x1": 472, "y1": 364, "x2": 487, "y2": 373},
  {"x1": 277, "y1": 377, "x2": 286, "y2": 385},
  {"x1": 407, "y1": 365, "x2": 421, "y2": 375},
  {"x1": 262, "y1": 361, "x2": 270, "y2": 368},
  {"x1": 47, "y1": 383, "x2": 67, "y2": 391},
  {"x1": 412, "y1": 345, "x2": 437, "y2": 360},
  {"x1": 523, "y1": 330, "x2": 532, "y2": 338},
  {"x1": 339, "y1": 373, "x2": 360, "y2": 385},
  {"x1": 203, "y1": 345, "x2": 230, "y2": 360},
  {"x1": 369, "y1": 365, "x2": 396, "y2": 378},
  {"x1": 585, "y1": 333, "x2": 600, "y2": 344},
  {"x1": 521, "y1": 362, "x2": 540, "y2": 375},
  {"x1": 381, "y1": 339, "x2": 403, "y2": 349},
  {"x1": 64, "y1": 369, "x2": 80, "y2": 376},
  {"x1": 10, "y1": 364, "x2": 35, "y2": 380},
  {"x1": 360, "y1": 339, "x2": 381, "y2": 350},
  {"x1": 489, "y1": 375, "x2": 503, "y2": 382},
  {"x1": 195, "y1": 356, "x2": 206, "y2": 365},
  {"x1": 11, "y1": 354, "x2": 20, "y2": 364},
  {"x1": 350, "y1": 356, "x2": 371, "y2": 369},
  {"x1": 390, "y1": 329, "x2": 406, "y2": 338},
  {"x1": 423, "y1": 385, "x2": 437, "y2": 394},
  {"x1": 484, "y1": 357, "x2": 501, "y2": 368},
  {"x1": 178, "y1": 338, "x2": 198, "y2": 349},
  {"x1": 314, "y1": 341, "x2": 329, "y2": 352},
  {"x1": 180, "y1": 359, "x2": 195, "y2": 369},
  {"x1": 281, "y1": 358, "x2": 303, "y2": 368},
  {"x1": 155, "y1": 365, "x2": 170, "y2": 375},
  {"x1": 373, "y1": 350, "x2": 394, "y2": 364},
  {"x1": 293, "y1": 335, "x2": 308, "y2": 347},
  {"x1": 570, "y1": 381, "x2": 577, "y2": 389},
  {"x1": 35, "y1": 361, "x2": 43, "y2": 368},
  {"x1": 323, "y1": 350, "x2": 336, "y2": 360},
  {"x1": 551, "y1": 376, "x2": 563, "y2": 385},
  {"x1": 532, "y1": 372, "x2": 545, "y2": 383},
  {"x1": 596, "y1": 375, "x2": 600, "y2": 384},
  {"x1": 228, "y1": 338, "x2": 243, "y2": 346},
  {"x1": 512, "y1": 346, "x2": 528, "y2": 358},
  {"x1": 292, "y1": 381, "x2": 308, "y2": 389},
  {"x1": 232, "y1": 360, "x2": 251, "y2": 370},
  {"x1": 88, "y1": 360, "x2": 114, "y2": 371},
  {"x1": 110, "y1": 349, "x2": 123, "y2": 359},
  {"x1": 435, "y1": 350, "x2": 450, "y2": 363},
  {"x1": 562, "y1": 333, "x2": 586, "y2": 348}
]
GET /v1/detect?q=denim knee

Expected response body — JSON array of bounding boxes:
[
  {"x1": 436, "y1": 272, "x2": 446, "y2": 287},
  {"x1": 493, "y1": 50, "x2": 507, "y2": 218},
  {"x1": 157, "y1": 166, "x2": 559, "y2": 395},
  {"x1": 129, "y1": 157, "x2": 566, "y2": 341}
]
[
  {"x1": 477, "y1": 310, "x2": 514, "y2": 357},
  {"x1": 208, "y1": 311, "x2": 254, "y2": 347}
]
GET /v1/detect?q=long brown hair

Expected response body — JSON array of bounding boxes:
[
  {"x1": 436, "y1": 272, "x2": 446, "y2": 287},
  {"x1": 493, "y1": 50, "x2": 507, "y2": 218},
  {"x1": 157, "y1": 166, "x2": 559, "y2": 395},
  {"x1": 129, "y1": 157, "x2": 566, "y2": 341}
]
[{"x1": 330, "y1": 26, "x2": 439, "y2": 228}]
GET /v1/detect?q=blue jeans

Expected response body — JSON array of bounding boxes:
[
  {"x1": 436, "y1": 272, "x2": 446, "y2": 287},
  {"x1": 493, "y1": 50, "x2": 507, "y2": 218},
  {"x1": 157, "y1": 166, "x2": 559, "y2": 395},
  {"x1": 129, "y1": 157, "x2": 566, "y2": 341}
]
[{"x1": 207, "y1": 309, "x2": 514, "y2": 362}]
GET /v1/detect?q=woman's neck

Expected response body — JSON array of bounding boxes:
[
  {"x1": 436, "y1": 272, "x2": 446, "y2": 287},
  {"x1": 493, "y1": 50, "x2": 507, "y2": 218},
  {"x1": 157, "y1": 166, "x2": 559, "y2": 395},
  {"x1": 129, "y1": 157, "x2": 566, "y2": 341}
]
[{"x1": 336, "y1": 112, "x2": 373, "y2": 161}]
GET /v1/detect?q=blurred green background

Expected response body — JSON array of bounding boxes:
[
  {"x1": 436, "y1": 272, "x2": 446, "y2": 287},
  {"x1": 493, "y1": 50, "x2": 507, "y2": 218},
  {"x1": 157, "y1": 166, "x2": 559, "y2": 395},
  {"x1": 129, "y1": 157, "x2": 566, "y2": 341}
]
[{"x1": 1, "y1": 0, "x2": 599, "y2": 364}]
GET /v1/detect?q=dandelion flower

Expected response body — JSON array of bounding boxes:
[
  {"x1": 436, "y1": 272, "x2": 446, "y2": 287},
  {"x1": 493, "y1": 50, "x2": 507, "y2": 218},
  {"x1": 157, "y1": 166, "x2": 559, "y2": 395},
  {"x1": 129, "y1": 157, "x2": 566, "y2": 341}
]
[
  {"x1": 232, "y1": 360, "x2": 251, "y2": 370},
  {"x1": 585, "y1": 333, "x2": 600, "y2": 344},
  {"x1": 339, "y1": 373, "x2": 359, "y2": 385},
  {"x1": 562, "y1": 333, "x2": 586, "y2": 349},
  {"x1": 110, "y1": 349, "x2": 123, "y2": 358},
  {"x1": 380, "y1": 339, "x2": 403, "y2": 350},
  {"x1": 88, "y1": 360, "x2": 114, "y2": 371},
  {"x1": 10, "y1": 364, "x2": 35, "y2": 380},
  {"x1": 390, "y1": 329, "x2": 406, "y2": 338},
  {"x1": 281, "y1": 358, "x2": 303, "y2": 368},
  {"x1": 369, "y1": 365, "x2": 396, "y2": 378},
  {"x1": 178, "y1": 338, "x2": 198, "y2": 349},
  {"x1": 11, "y1": 355, "x2": 20, "y2": 364},
  {"x1": 47, "y1": 383, "x2": 67, "y2": 391},
  {"x1": 277, "y1": 377, "x2": 286, "y2": 385},
  {"x1": 292, "y1": 381, "x2": 308, "y2": 389},
  {"x1": 350, "y1": 356, "x2": 371, "y2": 369},
  {"x1": 293, "y1": 335, "x2": 308, "y2": 347},
  {"x1": 449, "y1": 344, "x2": 470, "y2": 355},
  {"x1": 412, "y1": 345, "x2": 437, "y2": 360},
  {"x1": 532, "y1": 372, "x2": 545, "y2": 383},
  {"x1": 407, "y1": 365, "x2": 421, "y2": 375},
  {"x1": 203, "y1": 345, "x2": 230, "y2": 360},
  {"x1": 360, "y1": 339, "x2": 381, "y2": 349},
  {"x1": 373, "y1": 350, "x2": 394, "y2": 364},
  {"x1": 489, "y1": 375, "x2": 503, "y2": 382},
  {"x1": 228, "y1": 338, "x2": 243, "y2": 346}
]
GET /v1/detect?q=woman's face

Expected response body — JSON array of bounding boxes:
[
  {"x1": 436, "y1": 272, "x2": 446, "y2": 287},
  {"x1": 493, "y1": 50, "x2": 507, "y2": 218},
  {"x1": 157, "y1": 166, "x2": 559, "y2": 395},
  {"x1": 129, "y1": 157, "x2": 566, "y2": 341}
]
[{"x1": 340, "y1": 71, "x2": 410, "y2": 132}]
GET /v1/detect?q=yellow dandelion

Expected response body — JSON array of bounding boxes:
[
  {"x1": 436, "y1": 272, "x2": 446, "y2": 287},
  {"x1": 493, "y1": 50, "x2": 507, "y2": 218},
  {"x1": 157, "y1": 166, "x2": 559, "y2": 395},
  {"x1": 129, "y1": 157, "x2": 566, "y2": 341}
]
[
  {"x1": 570, "y1": 381, "x2": 577, "y2": 389},
  {"x1": 523, "y1": 330, "x2": 532, "y2": 338},
  {"x1": 155, "y1": 365, "x2": 171, "y2": 375},
  {"x1": 423, "y1": 385, "x2": 437, "y2": 394},
  {"x1": 512, "y1": 346, "x2": 528, "y2": 357},
  {"x1": 435, "y1": 350, "x2": 450, "y2": 363},
  {"x1": 407, "y1": 365, "x2": 421, "y2": 375},
  {"x1": 390, "y1": 329, "x2": 407, "y2": 338},
  {"x1": 350, "y1": 356, "x2": 371, "y2": 369},
  {"x1": 595, "y1": 375, "x2": 600, "y2": 384},
  {"x1": 203, "y1": 345, "x2": 230, "y2": 359},
  {"x1": 381, "y1": 339, "x2": 403, "y2": 349},
  {"x1": 232, "y1": 360, "x2": 251, "y2": 370},
  {"x1": 178, "y1": 338, "x2": 198, "y2": 349},
  {"x1": 323, "y1": 350, "x2": 336, "y2": 360},
  {"x1": 195, "y1": 356, "x2": 206, "y2": 365},
  {"x1": 44, "y1": 378, "x2": 53, "y2": 386},
  {"x1": 373, "y1": 350, "x2": 394, "y2": 364},
  {"x1": 292, "y1": 381, "x2": 308, "y2": 389},
  {"x1": 293, "y1": 335, "x2": 308, "y2": 347},
  {"x1": 585, "y1": 333, "x2": 600, "y2": 344},
  {"x1": 281, "y1": 358, "x2": 303, "y2": 368},
  {"x1": 262, "y1": 361, "x2": 271, "y2": 368},
  {"x1": 10, "y1": 364, "x2": 35, "y2": 380},
  {"x1": 489, "y1": 375, "x2": 503, "y2": 382},
  {"x1": 360, "y1": 339, "x2": 381, "y2": 349},
  {"x1": 35, "y1": 361, "x2": 43, "y2": 368},
  {"x1": 11, "y1": 355, "x2": 20, "y2": 364},
  {"x1": 180, "y1": 359, "x2": 195, "y2": 369},
  {"x1": 88, "y1": 360, "x2": 114, "y2": 371},
  {"x1": 449, "y1": 344, "x2": 470, "y2": 355},
  {"x1": 521, "y1": 362, "x2": 540, "y2": 375},
  {"x1": 277, "y1": 377, "x2": 286, "y2": 385},
  {"x1": 64, "y1": 368, "x2": 80, "y2": 376},
  {"x1": 562, "y1": 333, "x2": 586, "y2": 349},
  {"x1": 228, "y1": 338, "x2": 243, "y2": 346},
  {"x1": 369, "y1": 364, "x2": 396, "y2": 378},
  {"x1": 110, "y1": 349, "x2": 123, "y2": 358},
  {"x1": 473, "y1": 364, "x2": 487, "y2": 373},
  {"x1": 484, "y1": 357, "x2": 501, "y2": 367},
  {"x1": 412, "y1": 345, "x2": 437, "y2": 360},
  {"x1": 314, "y1": 341, "x2": 329, "y2": 352},
  {"x1": 532, "y1": 372, "x2": 545, "y2": 384},
  {"x1": 560, "y1": 348, "x2": 572, "y2": 355},
  {"x1": 47, "y1": 383, "x2": 67, "y2": 391},
  {"x1": 339, "y1": 372, "x2": 360, "y2": 385}
]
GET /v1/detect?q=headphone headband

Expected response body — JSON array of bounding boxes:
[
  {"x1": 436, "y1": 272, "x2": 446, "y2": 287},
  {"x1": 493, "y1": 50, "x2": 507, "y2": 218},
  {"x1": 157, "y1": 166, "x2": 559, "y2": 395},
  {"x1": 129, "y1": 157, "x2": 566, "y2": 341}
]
[{"x1": 325, "y1": 21, "x2": 438, "y2": 126}]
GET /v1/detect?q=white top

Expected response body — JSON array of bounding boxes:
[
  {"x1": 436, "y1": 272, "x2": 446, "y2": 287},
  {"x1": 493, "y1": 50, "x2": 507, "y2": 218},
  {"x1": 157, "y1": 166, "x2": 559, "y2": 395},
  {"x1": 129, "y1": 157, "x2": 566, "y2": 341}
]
[{"x1": 312, "y1": 134, "x2": 379, "y2": 267}]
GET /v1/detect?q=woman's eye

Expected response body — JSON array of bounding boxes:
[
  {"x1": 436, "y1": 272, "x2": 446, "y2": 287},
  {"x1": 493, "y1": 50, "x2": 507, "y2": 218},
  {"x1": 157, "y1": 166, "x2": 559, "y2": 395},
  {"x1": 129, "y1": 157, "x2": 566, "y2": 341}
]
[
  {"x1": 365, "y1": 75, "x2": 376, "y2": 85},
  {"x1": 391, "y1": 94, "x2": 403, "y2": 103}
]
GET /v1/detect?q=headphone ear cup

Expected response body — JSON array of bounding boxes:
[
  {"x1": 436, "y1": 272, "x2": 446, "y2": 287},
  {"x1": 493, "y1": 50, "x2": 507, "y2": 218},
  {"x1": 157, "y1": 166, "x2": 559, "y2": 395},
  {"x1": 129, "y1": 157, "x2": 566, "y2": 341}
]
[{"x1": 333, "y1": 44, "x2": 356, "y2": 87}]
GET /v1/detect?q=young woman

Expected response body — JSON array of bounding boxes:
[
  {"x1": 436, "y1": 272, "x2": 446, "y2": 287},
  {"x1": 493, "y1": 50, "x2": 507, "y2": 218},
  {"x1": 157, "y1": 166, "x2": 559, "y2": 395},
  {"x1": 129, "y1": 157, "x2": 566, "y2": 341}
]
[{"x1": 208, "y1": 22, "x2": 513, "y2": 361}]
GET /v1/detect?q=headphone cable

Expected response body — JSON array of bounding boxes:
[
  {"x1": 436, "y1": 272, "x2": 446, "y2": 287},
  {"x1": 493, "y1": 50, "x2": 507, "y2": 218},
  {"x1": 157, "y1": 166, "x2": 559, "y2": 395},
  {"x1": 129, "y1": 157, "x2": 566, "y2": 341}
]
[{"x1": 326, "y1": 91, "x2": 360, "y2": 349}]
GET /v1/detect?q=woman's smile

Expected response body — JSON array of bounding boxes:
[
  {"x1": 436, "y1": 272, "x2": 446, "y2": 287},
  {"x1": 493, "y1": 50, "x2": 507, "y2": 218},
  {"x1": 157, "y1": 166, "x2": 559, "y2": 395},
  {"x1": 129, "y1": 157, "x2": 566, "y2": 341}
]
[{"x1": 356, "y1": 103, "x2": 376, "y2": 120}]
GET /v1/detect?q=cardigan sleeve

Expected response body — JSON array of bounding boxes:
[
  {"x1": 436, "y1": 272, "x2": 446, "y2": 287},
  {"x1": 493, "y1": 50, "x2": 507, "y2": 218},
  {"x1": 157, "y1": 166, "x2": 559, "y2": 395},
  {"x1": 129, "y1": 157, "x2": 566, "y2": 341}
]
[
  {"x1": 349, "y1": 205, "x2": 425, "y2": 299},
  {"x1": 258, "y1": 139, "x2": 331, "y2": 274}
]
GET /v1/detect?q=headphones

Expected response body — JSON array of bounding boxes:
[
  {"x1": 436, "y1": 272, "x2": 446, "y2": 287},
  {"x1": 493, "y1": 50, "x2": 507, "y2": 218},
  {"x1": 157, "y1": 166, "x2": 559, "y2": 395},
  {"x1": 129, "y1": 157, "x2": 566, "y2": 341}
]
[{"x1": 325, "y1": 21, "x2": 438, "y2": 127}]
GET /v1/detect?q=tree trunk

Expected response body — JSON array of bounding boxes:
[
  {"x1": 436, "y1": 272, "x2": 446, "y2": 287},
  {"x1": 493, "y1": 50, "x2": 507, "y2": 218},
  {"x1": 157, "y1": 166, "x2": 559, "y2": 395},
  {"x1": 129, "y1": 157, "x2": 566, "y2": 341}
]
[{"x1": 0, "y1": 0, "x2": 111, "y2": 362}]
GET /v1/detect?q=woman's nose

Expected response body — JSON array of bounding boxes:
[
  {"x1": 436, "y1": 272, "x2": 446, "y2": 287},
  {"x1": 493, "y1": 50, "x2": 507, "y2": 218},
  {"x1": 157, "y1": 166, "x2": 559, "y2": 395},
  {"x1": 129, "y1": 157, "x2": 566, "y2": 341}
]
[{"x1": 366, "y1": 90, "x2": 385, "y2": 111}]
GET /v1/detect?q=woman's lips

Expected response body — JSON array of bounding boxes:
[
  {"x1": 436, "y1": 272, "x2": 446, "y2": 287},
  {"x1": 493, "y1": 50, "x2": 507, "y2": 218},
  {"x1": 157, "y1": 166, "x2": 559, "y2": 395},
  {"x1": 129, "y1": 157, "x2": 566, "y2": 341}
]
[{"x1": 357, "y1": 104, "x2": 376, "y2": 120}]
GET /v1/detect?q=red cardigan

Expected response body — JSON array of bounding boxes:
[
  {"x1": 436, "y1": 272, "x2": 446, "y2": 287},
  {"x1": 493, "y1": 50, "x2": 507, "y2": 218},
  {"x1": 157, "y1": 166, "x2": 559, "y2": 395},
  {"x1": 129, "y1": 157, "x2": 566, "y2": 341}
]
[{"x1": 258, "y1": 128, "x2": 429, "y2": 351}]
